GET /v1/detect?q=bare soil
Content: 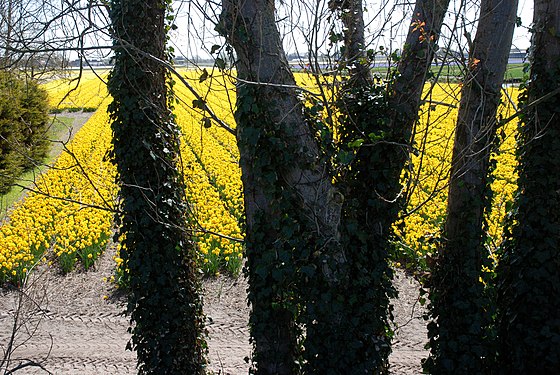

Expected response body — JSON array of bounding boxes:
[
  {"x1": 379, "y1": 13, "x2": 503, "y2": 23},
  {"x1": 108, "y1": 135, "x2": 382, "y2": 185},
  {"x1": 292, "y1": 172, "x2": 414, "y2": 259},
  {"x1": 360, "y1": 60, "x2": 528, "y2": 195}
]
[{"x1": 0, "y1": 242, "x2": 427, "y2": 375}]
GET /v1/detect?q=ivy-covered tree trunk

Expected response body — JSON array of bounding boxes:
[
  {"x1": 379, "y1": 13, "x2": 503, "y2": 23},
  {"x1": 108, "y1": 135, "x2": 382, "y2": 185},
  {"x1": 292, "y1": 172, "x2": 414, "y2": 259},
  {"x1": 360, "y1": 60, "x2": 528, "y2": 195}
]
[
  {"x1": 328, "y1": 0, "x2": 396, "y2": 373},
  {"x1": 107, "y1": 0, "x2": 206, "y2": 373},
  {"x1": 219, "y1": 0, "x2": 341, "y2": 373},
  {"x1": 495, "y1": 1, "x2": 560, "y2": 372},
  {"x1": 220, "y1": 0, "x2": 455, "y2": 372},
  {"x1": 330, "y1": 0, "x2": 451, "y2": 368},
  {"x1": 336, "y1": 1, "x2": 453, "y2": 371},
  {"x1": 426, "y1": 0, "x2": 518, "y2": 373}
]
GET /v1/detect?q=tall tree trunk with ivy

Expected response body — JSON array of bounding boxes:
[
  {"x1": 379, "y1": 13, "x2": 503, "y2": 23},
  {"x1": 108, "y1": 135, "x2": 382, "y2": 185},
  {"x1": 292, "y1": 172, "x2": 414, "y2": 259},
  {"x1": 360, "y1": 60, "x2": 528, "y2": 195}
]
[
  {"x1": 495, "y1": 1, "x2": 560, "y2": 372},
  {"x1": 220, "y1": 0, "x2": 454, "y2": 372},
  {"x1": 329, "y1": 0, "x2": 451, "y2": 369},
  {"x1": 107, "y1": 0, "x2": 206, "y2": 373},
  {"x1": 425, "y1": 0, "x2": 518, "y2": 372},
  {"x1": 219, "y1": 0, "x2": 342, "y2": 373},
  {"x1": 328, "y1": 0, "x2": 396, "y2": 372}
]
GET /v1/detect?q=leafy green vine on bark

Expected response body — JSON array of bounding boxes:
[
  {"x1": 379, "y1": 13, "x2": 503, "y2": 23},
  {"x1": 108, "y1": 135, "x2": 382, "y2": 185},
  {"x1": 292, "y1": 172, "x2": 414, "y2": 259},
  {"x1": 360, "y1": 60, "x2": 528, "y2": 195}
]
[
  {"x1": 235, "y1": 83, "x2": 320, "y2": 374},
  {"x1": 495, "y1": 42, "x2": 560, "y2": 374},
  {"x1": 107, "y1": 0, "x2": 206, "y2": 373},
  {"x1": 332, "y1": 75, "x2": 398, "y2": 374}
]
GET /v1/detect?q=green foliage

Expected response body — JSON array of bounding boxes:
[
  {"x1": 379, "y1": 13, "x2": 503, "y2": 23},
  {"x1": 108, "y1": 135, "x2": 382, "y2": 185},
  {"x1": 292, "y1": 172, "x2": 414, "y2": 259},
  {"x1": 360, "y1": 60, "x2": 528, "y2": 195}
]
[
  {"x1": 424, "y1": 248, "x2": 494, "y2": 374},
  {"x1": 234, "y1": 84, "x2": 307, "y2": 374},
  {"x1": 495, "y1": 56, "x2": 560, "y2": 374},
  {"x1": 331, "y1": 76, "x2": 400, "y2": 373},
  {"x1": 107, "y1": 0, "x2": 206, "y2": 373},
  {"x1": 0, "y1": 71, "x2": 50, "y2": 194}
]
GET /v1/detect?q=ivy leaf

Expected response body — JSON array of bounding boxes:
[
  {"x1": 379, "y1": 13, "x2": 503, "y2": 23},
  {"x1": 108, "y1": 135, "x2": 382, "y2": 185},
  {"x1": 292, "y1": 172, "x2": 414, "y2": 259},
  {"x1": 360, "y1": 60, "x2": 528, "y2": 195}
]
[
  {"x1": 215, "y1": 57, "x2": 226, "y2": 70},
  {"x1": 369, "y1": 131, "x2": 386, "y2": 142},
  {"x1": 337, "y1": 150, "x2": 354, "y2": 165},
  {"x1": 348, "y1": 138, "x2": 364, "y2": 149},
  {"x1": 192, "y1": 98, "x2": 206, "y2": 110},
  {"x1": 199, "y1": 68, "x2": 209, "y2": 83},
  {"x1": 202, "y1": 117, "x2": 212, "y2": 128},
  {"x1": 210, "y1": 44, "x2": 221, "y2": 54},
  {"x1": 301, "y1": 265, "x2": 316, "y2": 278}
]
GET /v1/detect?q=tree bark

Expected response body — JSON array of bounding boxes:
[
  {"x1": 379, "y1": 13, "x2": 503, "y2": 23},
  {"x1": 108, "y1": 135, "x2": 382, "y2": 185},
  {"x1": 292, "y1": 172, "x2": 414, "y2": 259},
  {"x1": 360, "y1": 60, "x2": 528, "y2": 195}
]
[
  {"x1": 108, "y1": 0, "x2": 206, "y2": 373},
  {"x1": 389, "y1": 0, "x2": 451, "y2": 135},
  {"x1": 496, "y1": 0, "x2": 560, "y2": 372},
  {"x1": 219, "y1": 1, "x2": 340, "y2": 373},
  {"x1": 426, "y1": 0, "x2": 518, "y2": 372}
]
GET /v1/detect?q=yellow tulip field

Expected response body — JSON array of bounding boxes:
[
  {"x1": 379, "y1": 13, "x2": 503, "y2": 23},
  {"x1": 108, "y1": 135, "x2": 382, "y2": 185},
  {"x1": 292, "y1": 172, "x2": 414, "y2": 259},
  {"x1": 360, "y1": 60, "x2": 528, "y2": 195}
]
[
  {"x1": 0, "y1": 100, "x2": 116, "y2": 283},
  {"x1": 0, "y1": 69, "x2": 520, "y2": 284},
  {"x1": 42, "y1": 70, "x2": 110, "y2": 111}
]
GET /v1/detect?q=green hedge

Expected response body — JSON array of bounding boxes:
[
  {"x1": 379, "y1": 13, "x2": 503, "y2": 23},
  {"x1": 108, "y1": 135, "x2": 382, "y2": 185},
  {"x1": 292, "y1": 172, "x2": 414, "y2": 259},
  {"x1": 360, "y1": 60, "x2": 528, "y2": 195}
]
[{"x1": 0, "y1": 71, "x2": 50, "y2": 194}]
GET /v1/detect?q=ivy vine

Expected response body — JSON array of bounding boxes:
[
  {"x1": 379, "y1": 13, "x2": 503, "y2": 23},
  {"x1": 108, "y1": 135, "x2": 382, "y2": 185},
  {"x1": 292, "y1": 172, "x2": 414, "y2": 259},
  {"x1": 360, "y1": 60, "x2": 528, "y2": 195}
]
[
  {"x1": 495, "y1": 44, "x2": 560, "y2": 374},
  {"x1": 107, "y1": 0, "x2": 206, "y2": 373}
]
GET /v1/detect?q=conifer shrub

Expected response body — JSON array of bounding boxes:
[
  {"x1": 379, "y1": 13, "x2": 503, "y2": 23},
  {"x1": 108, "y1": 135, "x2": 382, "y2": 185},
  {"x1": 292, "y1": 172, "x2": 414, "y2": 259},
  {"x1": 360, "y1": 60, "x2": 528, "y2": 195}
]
[{"x1": 0, "y1": 71, "x2": 50, "y2": 193}]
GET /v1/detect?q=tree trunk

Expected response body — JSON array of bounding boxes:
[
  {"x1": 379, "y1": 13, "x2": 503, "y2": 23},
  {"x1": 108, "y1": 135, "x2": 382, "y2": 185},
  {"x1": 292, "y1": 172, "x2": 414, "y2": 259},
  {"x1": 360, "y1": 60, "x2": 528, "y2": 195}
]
[
  {"x1": 219, "y1": 1, "x2": 340, "y2": 373},
  {"x1": 426, "y1": 0, "x2": 518, "y2": 372},
  {"x1": 220, "y1": 0, "x2": 453, "y2": 372},
  {"x1": 324, "y1": 1, "x2": 395, "y2": 373},
  {"x1": 328, "y1": 1, "x2": 452, "y2": 368},
  {"x1": 389, "y1": 0, "x2": 451, "y2": 137},
  {"x1": 496, "y1": 0, "x2": 560, "y2": 372},
  {"x1": 107, "y1": 0, "x2": 206, "y2": 373}
]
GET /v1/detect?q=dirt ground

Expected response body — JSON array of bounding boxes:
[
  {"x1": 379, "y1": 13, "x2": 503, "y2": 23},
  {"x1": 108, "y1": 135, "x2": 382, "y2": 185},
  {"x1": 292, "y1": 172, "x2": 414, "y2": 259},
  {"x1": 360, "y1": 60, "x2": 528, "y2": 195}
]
[{"x1": 0, "y1": 242, "x2": 428, "y2": 375}]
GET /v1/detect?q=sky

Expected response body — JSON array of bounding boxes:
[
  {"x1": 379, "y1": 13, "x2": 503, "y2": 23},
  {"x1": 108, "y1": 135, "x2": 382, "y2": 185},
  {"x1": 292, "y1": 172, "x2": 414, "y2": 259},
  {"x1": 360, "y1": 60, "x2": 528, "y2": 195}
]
[
  {"x1": 171, "y1": 0, "x2": 535, "y2": 61},
  {"x1": 514, "y1": 0, "x2": 534, "y2": 49}
]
